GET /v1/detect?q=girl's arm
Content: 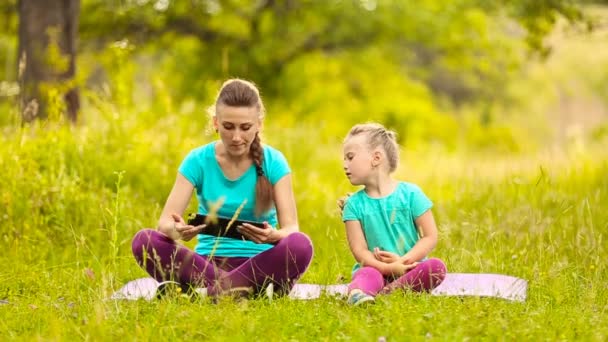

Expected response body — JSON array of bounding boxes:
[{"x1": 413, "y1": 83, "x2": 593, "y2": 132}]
[
  {"x1": 346, "y1": 220, "x2": 410, "y2": 276},
  {"x1": 157, "y1": 173, "x2": 198, "y2": 240},
  {"x1": 400, "y1": 210, "x2": 439, "y2": 264}
]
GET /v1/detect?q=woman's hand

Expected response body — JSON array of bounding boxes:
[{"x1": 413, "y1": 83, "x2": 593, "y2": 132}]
[
  {"x1": 171, "y1": 213, "x2": 205, "y2": 241},
  {"x1": 373, "y1": 248, "x2": 401, "y2": 263},
  {"x1": 237, "y1": 222, "x2": 279, "y2": 244},
  {"x1": 337, "y1": 193, "x2": 352, "y2": 213}
]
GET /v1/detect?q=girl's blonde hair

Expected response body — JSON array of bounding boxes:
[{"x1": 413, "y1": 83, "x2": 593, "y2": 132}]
[{"x1": 346, "y1": 123, "x2": 399, "y2": 172}]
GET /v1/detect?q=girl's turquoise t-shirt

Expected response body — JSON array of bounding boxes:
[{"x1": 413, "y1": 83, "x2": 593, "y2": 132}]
[
  {"x1": 342, "y1": 182, "x2": 433, "y2": 272},
  {"x1": 178, "y1": 141, "x2": 290, "y2": 257}
]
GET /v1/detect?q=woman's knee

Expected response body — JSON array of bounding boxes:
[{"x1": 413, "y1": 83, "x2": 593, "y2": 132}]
[
  {"x1": 131, "y1": 229, "x2": 161, "y2": 256},
  {"x1": 284, "y1": 231, "x2": 314, "y2": 257}
]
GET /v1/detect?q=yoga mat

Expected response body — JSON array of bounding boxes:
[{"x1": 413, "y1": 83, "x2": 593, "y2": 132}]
[{"x1": 111, "y1": 273, "x2": 527, "y2": 302}]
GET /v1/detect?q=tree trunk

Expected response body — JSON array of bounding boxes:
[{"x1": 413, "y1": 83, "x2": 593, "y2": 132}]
[{"x1": 18, "y1": 0, "x2": 80, "y2": 123}]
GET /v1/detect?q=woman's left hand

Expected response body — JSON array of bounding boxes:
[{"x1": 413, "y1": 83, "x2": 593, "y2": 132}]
[{"x1": 238, "y1": 222, "x2": 279, "y2": 244}]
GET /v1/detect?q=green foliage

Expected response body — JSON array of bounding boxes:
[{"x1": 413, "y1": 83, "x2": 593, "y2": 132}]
[
  {"x1": 99, "y1": 39, "x2": 137, "y2": 109},
  {"x1": 4, "y1": 2, "x2": 607, "y2": 150},
  {"x1": 0, "y1": 34, "x2": 17, "y2": 81},
  {"x1": 0, "y1": 31, "x2": 18, "y2": 125},
  {"x1": 76, "y1": 0, "x2": 590, "y2": 104},
  {"x1": 510, "y1": 0, "x2": 588, "y2": 58},
  {"x1": 1, "y1": 4, "x2": 607, "y2": 339},
  {"x1": 0, "y1": 102, "x2": 607, "y2": 339},
  {"x1": 0, "y1": 0, "x2": 17, "y2": 40}
]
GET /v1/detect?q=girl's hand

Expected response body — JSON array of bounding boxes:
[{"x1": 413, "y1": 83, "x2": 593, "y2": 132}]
[
  {"x1": 398, "y1": 253, "x2": 417, "y2": 266},
  {"x1": 373, "y1": 248, "x2": 401, "y2": 263},
  {"x1": 171, "y1": 213, "x2": 205, "y2": 241},
  {"x1": 380, "y1": 262, "x2": 420, "y2": 293},
  {"x1": 385, "y1": 260, "x2": 419, "y2": 276},
  {"x1": 237, "y1": 222, "x2": 278, "y2": 244}
]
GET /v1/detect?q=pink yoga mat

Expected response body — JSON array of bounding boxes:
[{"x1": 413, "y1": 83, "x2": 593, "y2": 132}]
[{"x1": 112, "y1": 273, "x2": 527, "y2": 302}]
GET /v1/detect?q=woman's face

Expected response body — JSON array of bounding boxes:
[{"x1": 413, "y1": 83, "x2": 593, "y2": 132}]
[{"x1": 214, "y1": 104, "x2": 261, "y2": 158}]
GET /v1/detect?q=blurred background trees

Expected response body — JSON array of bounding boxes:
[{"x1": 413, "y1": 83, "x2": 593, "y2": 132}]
[
  {"x1": 1, "y1": 0, "x2": 606, "y2": 151},
  {"x1": 18, "y1": 0, "x2": 79, "y2": 122}
]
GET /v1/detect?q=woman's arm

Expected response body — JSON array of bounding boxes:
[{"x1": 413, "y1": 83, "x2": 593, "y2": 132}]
[
  {"x1": 238, "y1": 174, "x2": 299, "y2": 243},
  {"x1": 272, "y1": 174, "x2": 299, "y2": 238},
  {"x1": 157, "y1": 173, "x2": 197, "y2": 240},
  {"x1": 400, "y1": 210, "x2": 439, "y2": 264}
]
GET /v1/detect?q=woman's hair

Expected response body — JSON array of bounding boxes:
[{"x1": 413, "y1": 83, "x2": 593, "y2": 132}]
[
  {"x1": 346, "y1": 122, "x2": 399, "y2": 173},
  {"x1": 212, "y1": 79, "x2": 273, "y2": 216}
]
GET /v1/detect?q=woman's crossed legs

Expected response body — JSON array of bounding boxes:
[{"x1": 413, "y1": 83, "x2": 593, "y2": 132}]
[{"x1": 131, "y1": 229, "x2": 314, "y2": 297}]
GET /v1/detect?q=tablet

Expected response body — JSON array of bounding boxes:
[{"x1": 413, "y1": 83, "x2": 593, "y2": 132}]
[{"x1": 186, "y1": 213, "x2": 265, "y2": 240}]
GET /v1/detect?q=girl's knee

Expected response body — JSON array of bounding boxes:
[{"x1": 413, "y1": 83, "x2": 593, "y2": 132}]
[
  {"x1": 427, "y1": 258, "x2": 447, "y2": 272},
  {"x1": 350, "y1": 266, "x2": 384, "y2": 293},
  {"x1": 424, "y1": 258, "x2": 447, "y2": 282},
  {"x1": 355, "y1": 266, "x2": 384, "y2": 279}
]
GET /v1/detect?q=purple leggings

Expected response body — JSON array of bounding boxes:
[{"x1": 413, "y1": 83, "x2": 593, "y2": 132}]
[
  {"x1": 349, "y1": 258, "x2": 447, "y2": 295},
  {"x1": 132, "y1": 229, "x2": 314, "y2": 296}
]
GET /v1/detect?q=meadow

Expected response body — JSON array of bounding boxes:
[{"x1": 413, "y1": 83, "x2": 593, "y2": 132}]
[
  {"x1": 0, "y1": 107, "x2": 606, "y2": 340},
  {"x1": 2, "y1": 4, "x2": 608, "y2": 340}
]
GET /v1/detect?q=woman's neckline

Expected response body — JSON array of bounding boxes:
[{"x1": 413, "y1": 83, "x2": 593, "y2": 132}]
[{"x1": 212, "y1": 141, "x2": 255, "y2": 182}]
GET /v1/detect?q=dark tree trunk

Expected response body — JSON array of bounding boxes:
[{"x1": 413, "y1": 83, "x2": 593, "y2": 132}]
[{"x1": 18, "y1": 0, "x2": 80, "y2": 123}]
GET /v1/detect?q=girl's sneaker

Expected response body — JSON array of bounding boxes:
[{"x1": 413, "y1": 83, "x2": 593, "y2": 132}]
[{"x1": 347, "y1": 290, "x2": 375, "y2": 306}]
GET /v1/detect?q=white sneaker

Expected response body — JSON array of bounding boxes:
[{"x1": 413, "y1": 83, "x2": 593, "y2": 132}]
[
  {"x1": 265, "y1": 283, "x2": 274, "y2": 301},
  {"x1": 193, "y1": 287, "x2": 208, "y2": 297}
]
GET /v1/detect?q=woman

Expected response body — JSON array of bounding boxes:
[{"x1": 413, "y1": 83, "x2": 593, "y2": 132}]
[{"x1": 132, "y1": 79, "x2": 313, "y2": 298}]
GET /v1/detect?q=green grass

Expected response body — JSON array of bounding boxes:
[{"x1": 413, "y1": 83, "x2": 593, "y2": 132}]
[
  {"x1": 2, "y1": 4, "x2": 608, "y2": 340},
  {"x1": 0, "y1": 104, "x2": 606, "y2": 341}
]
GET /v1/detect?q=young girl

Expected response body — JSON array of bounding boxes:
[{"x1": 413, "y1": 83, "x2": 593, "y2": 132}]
[{"x1": 340, "y1": 123, "x2": 447, "y2": 305}]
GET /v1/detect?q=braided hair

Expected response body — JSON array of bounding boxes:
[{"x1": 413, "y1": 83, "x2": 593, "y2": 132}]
[{"x1": 346, "y1": 123, "x2": 399, "y2": 173}]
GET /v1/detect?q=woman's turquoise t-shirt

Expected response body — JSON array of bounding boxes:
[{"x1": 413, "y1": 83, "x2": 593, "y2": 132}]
[
  {"x1": 178, "y1": 141, "x2": 290, "y2": 257},
  {"x1": 342, "y1": 182, "x2": 433, "y2": 272}
]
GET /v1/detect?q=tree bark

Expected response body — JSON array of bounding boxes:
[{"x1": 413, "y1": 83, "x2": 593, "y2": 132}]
[{"x1": 18, "y1": 0, "x2": 80, "y2": 123}]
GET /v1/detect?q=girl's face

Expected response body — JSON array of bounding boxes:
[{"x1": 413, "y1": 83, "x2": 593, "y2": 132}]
[
  {"x1": 343, "y1": 134, "x2": 375, "y2": 185},
  {"x1": 214, "y1": 105, "x2": 261, "y2": 158}
]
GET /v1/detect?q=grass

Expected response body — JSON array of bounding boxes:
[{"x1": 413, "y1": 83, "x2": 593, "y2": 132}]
[
  {"x1": 2, "y1": 4, "x2": 608, "y2": 339},
  {"x1": 0, "y1": 104, "x2": 606, "y2": 341}
]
